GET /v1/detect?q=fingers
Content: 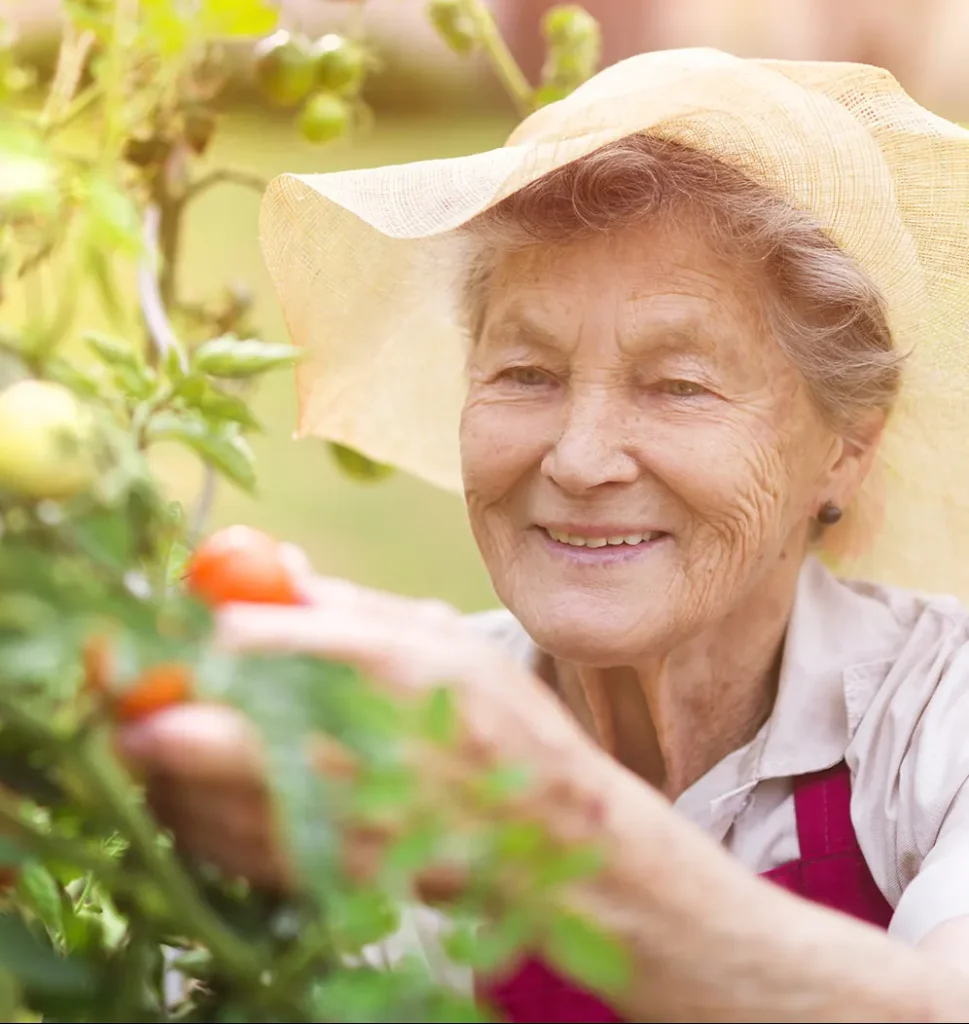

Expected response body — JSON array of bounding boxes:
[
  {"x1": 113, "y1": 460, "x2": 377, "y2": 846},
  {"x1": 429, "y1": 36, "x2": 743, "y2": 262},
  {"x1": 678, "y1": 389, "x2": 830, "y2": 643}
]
[
  {"x1": 118, "y1": 702, "x2": 267, "y2": 782},
  {"x1": 213, "y1": 597, "x2": 469, "y2": 690}
]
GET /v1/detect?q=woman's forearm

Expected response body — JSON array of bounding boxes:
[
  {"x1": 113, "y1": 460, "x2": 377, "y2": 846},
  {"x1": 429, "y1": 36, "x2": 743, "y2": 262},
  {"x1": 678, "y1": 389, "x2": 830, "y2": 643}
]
[{"x1": 558, "y1": 753, "x2": 969, "y2": 1023}]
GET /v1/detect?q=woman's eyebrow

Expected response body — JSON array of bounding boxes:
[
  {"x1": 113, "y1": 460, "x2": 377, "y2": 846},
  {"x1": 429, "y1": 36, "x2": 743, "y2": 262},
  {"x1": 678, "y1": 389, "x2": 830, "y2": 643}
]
[{"x1": 482, "y1": 309, "x2": 727, "y2": 360}]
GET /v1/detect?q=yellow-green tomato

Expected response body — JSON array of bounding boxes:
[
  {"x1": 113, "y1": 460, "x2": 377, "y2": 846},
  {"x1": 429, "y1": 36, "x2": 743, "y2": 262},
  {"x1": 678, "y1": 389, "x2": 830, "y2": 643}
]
[
  {"x1": 298, "y1": 92, "x2": 352, "y2": 144},
  {"x1": 253, "y1": 30, "x2": 316, "y2": 107},
  {"x1": 311, "y1": 34, "x2": 367, "y2": 95},
  {"x1": 0, "y1": 380, "x2": 95, "y2": 499}
]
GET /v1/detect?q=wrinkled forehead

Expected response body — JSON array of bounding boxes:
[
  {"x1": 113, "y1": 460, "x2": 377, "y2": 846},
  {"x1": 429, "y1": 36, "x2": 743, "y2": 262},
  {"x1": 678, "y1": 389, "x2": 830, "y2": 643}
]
[{"x1": 469, "y1": 218, "x2": 770, "y2": 354}]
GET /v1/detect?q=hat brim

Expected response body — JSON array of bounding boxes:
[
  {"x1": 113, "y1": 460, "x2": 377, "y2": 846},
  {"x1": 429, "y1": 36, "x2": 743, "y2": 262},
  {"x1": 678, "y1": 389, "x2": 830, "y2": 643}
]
[{"x1": 259, "y1": 47, "x2": 969, "y2": 598}]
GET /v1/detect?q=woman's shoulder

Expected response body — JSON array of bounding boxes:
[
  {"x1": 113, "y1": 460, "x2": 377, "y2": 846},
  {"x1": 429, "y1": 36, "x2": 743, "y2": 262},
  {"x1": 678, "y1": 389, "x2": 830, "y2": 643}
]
[{"x1": 793, "y1": 558, "x2": 969, "y2": 673}]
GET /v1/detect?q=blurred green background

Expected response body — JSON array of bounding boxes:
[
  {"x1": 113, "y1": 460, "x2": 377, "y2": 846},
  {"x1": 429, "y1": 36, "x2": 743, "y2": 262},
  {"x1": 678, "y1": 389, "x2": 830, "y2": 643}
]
[
  {"x1": 156, "y1": 109, "x2": 514, "y2": 611},
  {"x1": 6, "y1": 0, "x2": 968, "y2": 613}
]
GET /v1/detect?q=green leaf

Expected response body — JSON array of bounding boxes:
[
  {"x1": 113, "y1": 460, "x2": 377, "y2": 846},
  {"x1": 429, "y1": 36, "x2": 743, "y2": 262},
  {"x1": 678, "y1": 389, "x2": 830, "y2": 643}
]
[
  {"x1": 44, "y1": 358, "x2": 107, "y2": 400},
  {"x1": 146, "y1": 411, "x2": 256, "y2": 492},
  {"x1": 328, "y1": 889, "x2": 400, "y2": 953},
  {"x1": 492, "y1": 820, "x2": 546, "y2": 862},
  {"x1": 534, "y1": 844, "x2": 603, "y2": 890},
  {"x1": 445, "y1": 910, "x2": 534, "y2": 972},
  {"x1": 353, "y1": 764, "x2": 416, "y2": 823},
  {"x1": 139, "y1": 0, "x2": 191, "y2": 56},
  {"x1": 192, "y1": 336, "x2": 301, "y2": 378},
  {"x1": 382, "y1": 820, "x2": 443, "y2": 882},
  {"x1": 544, "y1": 908, "x2": 629, "y2": 997},
  {"x1": 80, "y1": 174, "x2": 142, "y2": 256},
  {"x1": 83, "y1": 244, "x2": 128, "y2": 330},
  {"x1": 71, "y1": 506, "x2": 135, "y2": 571},
  {"x1": 417, "y1": 685, "x2": 457, "y2": 746},
  {"x1": 329, "y1": 443, "x2": 395, "y2": 483},
  {"x1": 16, "y1": 861, "x2": 64, "y2": 938},
  {"x1": 472, "y1": 763, "x2": 532, "y2": 807},
  {"x1": 177, "y1": 376, "x2": 262, "y2": 430},
  {"x1": 200, "y1": 0, "x2": 278, "y2": 37},
  {"x1": 0, "y1": 913, "x2": 97, "y2": 994},
  {"x1": 84, "y1": 332, "x2": 144, "y2": 372}
]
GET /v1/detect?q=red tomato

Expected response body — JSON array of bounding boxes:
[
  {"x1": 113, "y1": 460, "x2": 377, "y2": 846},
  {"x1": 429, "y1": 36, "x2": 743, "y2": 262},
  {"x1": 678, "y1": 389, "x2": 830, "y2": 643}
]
[
  {"x1": 114, "y1": 663, "x2": 192, "y2": 724},
  {"x1": 185, "y1": 525, "x2": 303, "y2": 608}
]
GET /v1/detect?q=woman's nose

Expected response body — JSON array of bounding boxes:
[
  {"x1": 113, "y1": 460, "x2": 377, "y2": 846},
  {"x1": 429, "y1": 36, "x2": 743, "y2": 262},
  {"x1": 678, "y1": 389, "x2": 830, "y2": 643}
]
[{"x1": 540, "y1": 390, "x2": 640, "y2": 494}]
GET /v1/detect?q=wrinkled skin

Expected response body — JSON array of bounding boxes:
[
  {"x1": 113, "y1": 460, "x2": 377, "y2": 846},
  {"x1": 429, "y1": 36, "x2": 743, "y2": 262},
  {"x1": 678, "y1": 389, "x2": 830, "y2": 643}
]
[
  {"x1": 120, "y1": 217, "x2": 881, "y2": 894},
  {"x1": 461, "y1": 219, "x2": 880, "y2": 790}
]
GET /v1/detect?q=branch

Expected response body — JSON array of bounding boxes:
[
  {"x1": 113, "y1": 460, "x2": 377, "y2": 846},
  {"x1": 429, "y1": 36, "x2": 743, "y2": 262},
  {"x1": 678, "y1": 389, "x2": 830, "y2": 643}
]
[
  {"x1": 138, "y1": 204, "x2": 188, "y2": 373},
  {"x1": 73, "y1": 733, "x2": 266, "y2": 980},
  {"x1": 184, "y1": 169, "x2": 269, "y2": 204},
  {"x1": 465, "y1": 0, "x2": 534, "y2": 118},
  {"x1": 38, "y1": 26, "x2": 97, "y2": 132}
]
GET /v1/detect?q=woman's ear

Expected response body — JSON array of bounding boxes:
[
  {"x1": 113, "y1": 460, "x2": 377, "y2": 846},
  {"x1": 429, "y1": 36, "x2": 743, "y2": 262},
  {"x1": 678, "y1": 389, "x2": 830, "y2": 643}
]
[{"x1": 820, "y1": 410, "x2": 886, "y2": 512}]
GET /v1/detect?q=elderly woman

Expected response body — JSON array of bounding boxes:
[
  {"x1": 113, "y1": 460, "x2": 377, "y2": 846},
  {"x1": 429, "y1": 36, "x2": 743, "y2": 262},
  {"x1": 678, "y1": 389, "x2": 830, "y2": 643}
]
[{"x1": 121, "y1": 50, "x2": 969, "y2": 1021}]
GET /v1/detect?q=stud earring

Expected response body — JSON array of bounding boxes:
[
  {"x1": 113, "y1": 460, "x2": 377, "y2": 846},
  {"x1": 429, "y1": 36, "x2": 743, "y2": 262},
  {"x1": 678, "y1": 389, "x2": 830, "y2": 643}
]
[{"x1": 817, "y1": 501, "x2": 843, "y2": 525}]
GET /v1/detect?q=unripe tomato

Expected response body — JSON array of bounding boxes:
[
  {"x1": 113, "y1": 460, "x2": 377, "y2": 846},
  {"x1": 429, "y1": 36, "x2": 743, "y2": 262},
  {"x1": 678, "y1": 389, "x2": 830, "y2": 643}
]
[
  {"x1": 114, "y1": 663, "x2": 192, "y2": 723},
  {"x1": 542, "y1": 5, "x2": 599, "y2": 47},
  {"x1": 427, "y1": 0, "x2": 479, "y2": 54},
  {"x1": 310, "y1": 34, "x2": 367, "y2": 95},
  {"x1": 253, "y1": 30, "x2": 315, "y2": 107},
  {"x1": 0, "y1": 379, "x2": 95, "y2": 500},
  {"x1": 297, "y1": 92, "x2": 352, "y2": 145},
  {"x1": 186, "y1": 525, "x2": 304, "y2": 608}
]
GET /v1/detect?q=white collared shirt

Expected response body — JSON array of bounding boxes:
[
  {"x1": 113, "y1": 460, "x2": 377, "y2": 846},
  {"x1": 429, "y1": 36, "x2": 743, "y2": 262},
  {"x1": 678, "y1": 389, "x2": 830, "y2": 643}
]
[
  {"x1": 370, "y1": 557, "x2": 969, "y2": 981},
  {"x1": 470, "y1": 556, "x2": 969, "y2": 947}
]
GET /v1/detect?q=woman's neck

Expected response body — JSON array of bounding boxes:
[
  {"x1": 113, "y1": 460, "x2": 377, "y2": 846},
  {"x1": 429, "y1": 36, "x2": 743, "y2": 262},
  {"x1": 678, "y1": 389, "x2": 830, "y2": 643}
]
[{"x1": 549, "y1": 555, "x2": 805, "y2": 800}]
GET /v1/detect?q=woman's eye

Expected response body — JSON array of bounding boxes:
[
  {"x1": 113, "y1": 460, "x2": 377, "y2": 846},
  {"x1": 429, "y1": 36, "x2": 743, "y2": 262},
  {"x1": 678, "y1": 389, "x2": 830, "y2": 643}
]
[
  {"x1": 659, "y1": 379, "x2": 707, "y2": 397},
  {"x1": 500, "y1": 366, "x2": 552, "y2": 387}
]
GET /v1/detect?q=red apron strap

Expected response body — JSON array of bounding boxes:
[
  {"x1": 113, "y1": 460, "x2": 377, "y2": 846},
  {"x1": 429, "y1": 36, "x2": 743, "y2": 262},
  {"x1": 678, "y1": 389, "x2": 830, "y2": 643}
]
[{"x1": 792, "y1": 760, "x2": 859, "y2": 859}]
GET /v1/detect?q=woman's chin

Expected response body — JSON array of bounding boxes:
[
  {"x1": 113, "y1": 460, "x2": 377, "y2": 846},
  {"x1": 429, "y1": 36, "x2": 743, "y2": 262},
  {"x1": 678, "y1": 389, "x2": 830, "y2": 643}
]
[{"x1": 521, "y1": 609, "x2": 669, "y2": 666}]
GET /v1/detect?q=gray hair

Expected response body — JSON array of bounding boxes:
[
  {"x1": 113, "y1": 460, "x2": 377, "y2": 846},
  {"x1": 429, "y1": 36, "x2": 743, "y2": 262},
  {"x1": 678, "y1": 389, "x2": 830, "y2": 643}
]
[{"x1": 458, "y1": 134, "x2": 903, "y2": 436}]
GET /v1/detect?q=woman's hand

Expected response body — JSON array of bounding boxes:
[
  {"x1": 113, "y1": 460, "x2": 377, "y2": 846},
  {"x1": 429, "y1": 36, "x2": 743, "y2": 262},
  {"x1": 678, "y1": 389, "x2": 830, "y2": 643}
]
[{"x1": 118, "y1": 561, "x2": 606, "y2": 895}]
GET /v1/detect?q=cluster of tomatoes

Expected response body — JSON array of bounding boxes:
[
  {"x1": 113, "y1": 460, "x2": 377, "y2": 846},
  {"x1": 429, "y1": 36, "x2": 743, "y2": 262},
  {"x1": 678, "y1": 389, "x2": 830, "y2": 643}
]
[
  {"x1": 252, "y1": 28, "x2": 368, "y2": 145},
  {"x1": 92, "y1": 525, "x2": 303, "y2": 725}
]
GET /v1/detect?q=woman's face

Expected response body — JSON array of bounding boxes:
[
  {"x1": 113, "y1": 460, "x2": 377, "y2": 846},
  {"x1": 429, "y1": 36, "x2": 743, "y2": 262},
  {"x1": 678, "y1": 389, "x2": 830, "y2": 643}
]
[{"x1": 460, "y1": 218, "x2": 859, "y2": 664}]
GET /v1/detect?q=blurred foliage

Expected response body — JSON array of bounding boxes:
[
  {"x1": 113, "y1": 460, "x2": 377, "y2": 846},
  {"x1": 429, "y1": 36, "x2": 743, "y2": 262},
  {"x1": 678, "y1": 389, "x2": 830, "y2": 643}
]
[{"x1": 0, "y1": 0, "x2": 616, "y2": 1020}]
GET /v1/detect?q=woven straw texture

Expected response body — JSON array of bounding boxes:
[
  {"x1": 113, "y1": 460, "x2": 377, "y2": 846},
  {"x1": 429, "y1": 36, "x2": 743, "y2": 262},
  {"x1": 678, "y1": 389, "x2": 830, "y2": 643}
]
[{"x1": 259, "y1": 47, "x2": 969, "y2": 599}]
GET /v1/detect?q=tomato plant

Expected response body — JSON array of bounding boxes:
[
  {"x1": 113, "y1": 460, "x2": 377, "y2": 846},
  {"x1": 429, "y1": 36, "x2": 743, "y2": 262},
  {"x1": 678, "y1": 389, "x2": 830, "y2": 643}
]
[{"x1": 0, "y1": 1, "x2": 612, "y2": 1021}]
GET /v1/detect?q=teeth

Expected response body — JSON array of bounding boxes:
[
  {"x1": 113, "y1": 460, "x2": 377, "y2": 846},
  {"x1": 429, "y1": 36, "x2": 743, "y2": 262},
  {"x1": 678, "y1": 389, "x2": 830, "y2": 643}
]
[{"x1": 546, "y1": 529, "x2": 657, "y2": 547}]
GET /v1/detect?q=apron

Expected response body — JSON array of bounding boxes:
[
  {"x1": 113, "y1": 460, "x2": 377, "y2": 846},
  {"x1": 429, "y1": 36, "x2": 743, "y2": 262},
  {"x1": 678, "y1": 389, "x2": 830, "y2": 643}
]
[{"x1": 479, "y1": 761, "x2": 893, "y2": 1023}]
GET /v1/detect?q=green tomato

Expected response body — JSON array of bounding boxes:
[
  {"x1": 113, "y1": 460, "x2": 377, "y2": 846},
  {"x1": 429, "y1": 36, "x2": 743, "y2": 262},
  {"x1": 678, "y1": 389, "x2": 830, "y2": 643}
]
[
  {"x1": 427, "y1": 0, "x2": 478, "y2": 55},
  {"x1": 311, "y1": 34, "x2": 367, "y2": 95},
  {"x1": 297, "y1": 92, "x2": 352, "y2": 145},
  {"x1": 253, "y1": 29, "x2": 315, "y2": 107},
  {"x1": 0, "y1": 153, "x2": 58, "y2": 221},
  {"x1": 542, "y1": 4, "x2": 599, "y2": 47},
  {"x1": 0, "y1": 379, "x2": 96, "y2": 500}
]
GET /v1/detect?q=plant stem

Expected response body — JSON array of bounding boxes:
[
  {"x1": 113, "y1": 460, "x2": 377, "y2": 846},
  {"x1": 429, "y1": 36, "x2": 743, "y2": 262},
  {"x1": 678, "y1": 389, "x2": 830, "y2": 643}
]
[
  {"x1": 39, "y1": 27, "x2": 97, "y2": 133},
  {"x1": 44, "y1": 84, "x2": 104, "y2": 137},
  {"x1": 464, "y1": 0, "x2": 534, "y2": 118},
  {"x1": 72, "y1": 732, "x2": 266, "y2": 980},
  {"x1": 0, "y1": 794, "x2": 127, "y2": 889},
  {"x1": 0, "y1": 696, "x2": 264, "y2": 980},
  {"x1": 139, "y1": 204, "x2": 187, "y2": 372}
]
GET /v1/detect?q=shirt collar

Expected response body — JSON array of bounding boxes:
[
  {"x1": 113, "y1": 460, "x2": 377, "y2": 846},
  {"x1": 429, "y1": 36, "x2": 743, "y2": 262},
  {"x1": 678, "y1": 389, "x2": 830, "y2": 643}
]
[{"x1": 755, "y1": 556, "x2": 902, "y2": 781}]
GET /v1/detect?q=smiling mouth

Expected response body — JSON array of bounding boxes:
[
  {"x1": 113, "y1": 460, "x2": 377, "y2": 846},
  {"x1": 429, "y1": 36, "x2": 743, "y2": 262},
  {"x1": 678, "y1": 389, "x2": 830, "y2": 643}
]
[{"x1": 541, "y1": 527, "x2": 666, "y2": 548}]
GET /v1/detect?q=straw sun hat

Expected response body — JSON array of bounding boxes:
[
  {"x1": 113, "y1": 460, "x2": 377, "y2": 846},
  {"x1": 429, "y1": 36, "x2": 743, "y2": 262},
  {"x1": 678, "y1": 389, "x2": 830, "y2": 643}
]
[{"x1": 259, "y1": 47, "x2": 969, "y2": 600}]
